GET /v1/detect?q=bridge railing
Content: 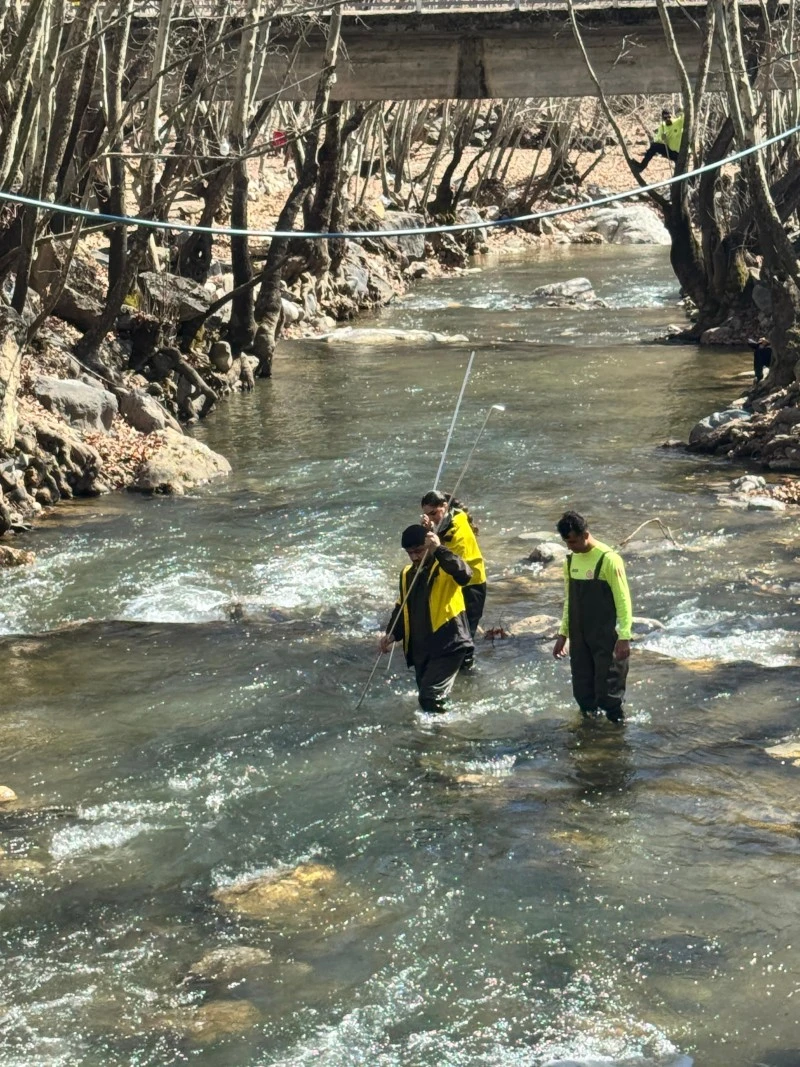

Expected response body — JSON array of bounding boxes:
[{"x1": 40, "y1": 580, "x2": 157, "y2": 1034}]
[{"x1": 126, "y1": 0, "x2": 712, "y2": 16}]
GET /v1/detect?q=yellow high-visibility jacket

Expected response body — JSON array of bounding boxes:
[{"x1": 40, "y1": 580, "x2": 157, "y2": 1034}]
[
  {"x1": 439, "y1": 508, "x2": 486, "y2": 586},
  {"x1": 386, "y1": 547, "x2": 472, "y2": 666},
  {"x1": 656, "y1": 114, "x2": 684, "y2": 152}
]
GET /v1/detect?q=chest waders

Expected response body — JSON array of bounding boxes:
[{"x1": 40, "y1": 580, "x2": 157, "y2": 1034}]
[{"x1": 567, "y1": 552, "x2": 628, "y2": 722}]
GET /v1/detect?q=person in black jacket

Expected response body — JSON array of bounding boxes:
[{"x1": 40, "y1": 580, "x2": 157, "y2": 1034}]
[
  {"x1": 748, "y1": 336, "x2": 772, "y2": 382},
  {"x1": 379, "y1": 524, "x2": 473, "y2": 713}
]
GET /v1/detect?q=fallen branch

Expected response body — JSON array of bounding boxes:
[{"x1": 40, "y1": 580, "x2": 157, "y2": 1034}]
[{"x1": 618, "y1": 516, "x2": 680, "y2": 548}]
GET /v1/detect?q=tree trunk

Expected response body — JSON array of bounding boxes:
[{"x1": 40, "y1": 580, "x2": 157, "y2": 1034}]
[
  {"x1": 253, "y1": 7, "x2": 343, "y2": 377},
  {"x1": 715, "y1": 0, "x2": 800, "y2": 386},
  {"x1": 0, "y1": 306, "x2": 23, "y2": 453},
  {"x1": 227, "y1": 0, "x2": 263, "y2": 353}
]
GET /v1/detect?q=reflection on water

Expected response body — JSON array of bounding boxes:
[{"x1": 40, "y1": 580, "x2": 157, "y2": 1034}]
[{"x1": 1, "y1": 247, "x2": 800, "y2": 1067}]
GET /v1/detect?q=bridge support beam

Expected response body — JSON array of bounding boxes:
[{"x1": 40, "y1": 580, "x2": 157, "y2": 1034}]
[{"x1": 252, "y1": 8, "x2": 761, "y2": 101}]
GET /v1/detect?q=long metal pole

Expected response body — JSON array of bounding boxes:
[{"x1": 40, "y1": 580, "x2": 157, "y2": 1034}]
[
  {"x1": 432, "y1": 350, "x2": 475, "y2": 491},
  {"x1": 445, "y1": 404, "x2": 505, "y2": 508}
]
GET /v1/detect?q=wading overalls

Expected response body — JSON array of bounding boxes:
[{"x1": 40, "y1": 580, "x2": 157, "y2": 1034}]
[{"x1": 566, "y1": 551, "x2": 628, "y2": 722}]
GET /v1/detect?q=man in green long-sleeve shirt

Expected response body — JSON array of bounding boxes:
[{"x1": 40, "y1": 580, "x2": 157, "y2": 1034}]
[{"x1": 552, "y1": 510, "x2": 633, "y2": 723}]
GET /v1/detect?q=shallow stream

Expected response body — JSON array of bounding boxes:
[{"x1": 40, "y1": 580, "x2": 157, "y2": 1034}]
[{"x1": 2, "y1": 246, "x2": 799, "y2": 1066}]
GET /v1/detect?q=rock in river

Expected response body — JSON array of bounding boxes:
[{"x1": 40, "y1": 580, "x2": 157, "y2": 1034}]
[
  {"x1": 213, "y1": 862, "x2": 338, "y2": 921},
  {"x1": 212, "y1": 861, "x2": 375, "y2": 930},
  {"x1": 764, "y1": 740, "x2": 800, "y2": 766},
  {"x1": 186, "y1": 945, "x2": 274, "y2": 984},
  {"x1": 318, "y1": 327, "x2": 468, "y2": 346}
]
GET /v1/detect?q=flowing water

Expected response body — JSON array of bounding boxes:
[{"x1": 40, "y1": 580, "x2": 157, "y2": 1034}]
[{"x1": 2, "y1": 245, "x2": 800, "y2": 1067}]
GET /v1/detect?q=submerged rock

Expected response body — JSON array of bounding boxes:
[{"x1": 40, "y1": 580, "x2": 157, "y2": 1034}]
[
  {"x1": 764, "y1": 740, "x2": 800, "y2": 766},
  {"x1": 151, "y1": 999, "x2": 260, "y2": 1044},
  {"x1": 213, "y1": 862, "x2": 338, "y2": 921},
  {"x1": 508, "y1": 614, "x2": 561, "y2": 639},
  {"x1": 0, "y1": 785, "x2": 18, "y2": 803},
  {"x1": 187, "y1": 945, "x2": 274, "y2": 984},
  {"x1": 0, "y1": 854, "x2": 47, "y2": 878},
  {"x1": 130, "y1": 429, "x2": 231, "y2": 494},
  {"x1": 318, "y1": 327, "x2": 468, "y2": 346},
  {"x1": 0, "y1": 547, "x2": 35, "y2": 567},
  {"x1": 631, "y1": 933, "x2": 723, "y2": 974}
]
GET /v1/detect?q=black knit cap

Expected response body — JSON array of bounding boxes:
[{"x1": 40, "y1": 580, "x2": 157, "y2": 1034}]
[{"x1": 401, "y1": 524, "x2": 427, "y2": 549}]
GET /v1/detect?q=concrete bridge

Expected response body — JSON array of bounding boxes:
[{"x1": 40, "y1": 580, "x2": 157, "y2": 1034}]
[{"x1": 246, "y1": 1, "x2": 772, "y2": 101}]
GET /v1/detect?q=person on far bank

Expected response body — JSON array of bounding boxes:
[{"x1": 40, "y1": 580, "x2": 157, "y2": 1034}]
[
  {"x1": 379, "y1": 525, "x2": 473, "y2": 714},
  {"x1": 748, "y1": 336, "x2": 772, "y2": 383},
  {"x1": 633, "y1": 108, "x2": 684, "y2": 173},
  {"x1": 420, "y1": 490, "x2": 486, "y2": 671},
  {"x1": 552, "y1": 511, "x2": 633, "y2": 724}
]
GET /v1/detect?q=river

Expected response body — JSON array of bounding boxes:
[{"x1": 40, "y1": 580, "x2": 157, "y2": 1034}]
[{"x1": 1, "y1": 245, "x2": 799, "y2": 1067}]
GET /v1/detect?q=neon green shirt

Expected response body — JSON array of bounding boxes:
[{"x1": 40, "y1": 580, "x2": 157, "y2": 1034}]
[
  {"x1": 657, "y1": 114, "x2": 684, "y2": 153},
  {"x1": 559, "y1": 540, "x2": 633, "y2": 640}
]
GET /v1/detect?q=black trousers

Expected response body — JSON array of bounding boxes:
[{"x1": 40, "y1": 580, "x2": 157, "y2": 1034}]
[
  {"x1": 414, "y1": 650, "x2": 467, "y2": 713},
  {"x1": 461, "y1": 583, "x2": 486, "y2": 667},
  {"x1": 569, "y1": 632, "x2": 629, "y2": 721},
  {"x1": 754, "y1": 348, "x2": 771, "y2": 380},
  {"x1": 639, "y1": 142, "x2": 679, "y2": 169}
]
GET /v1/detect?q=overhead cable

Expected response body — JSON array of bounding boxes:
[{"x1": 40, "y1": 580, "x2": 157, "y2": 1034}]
[{"x1": 0, "y1": 120, "x2": 797, "y2": 241}]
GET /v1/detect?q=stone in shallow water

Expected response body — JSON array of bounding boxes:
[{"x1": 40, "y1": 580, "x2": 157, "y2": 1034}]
[
  {"x1": 187, "y1": 945, "x2": 273, "y2": 984},
  {"x1": 508, "y1": 614, "x2": 561, "y2": 639},
  {"x1": 630, "y1": 934, "x2": 723, "y2": 975},
  {"x1": 319, "y1": 327, "x2": 468, "y2": 346},
  {"x1": 0, "y1": 547, "x2": 35, "y2": 567},
  {"x1": 747, "y1": 496, "x2": 787, "y2": 512},
  {"x1": 527, "y1": 541, "x2": 568, "y2": 564},
  {"x1": 151, "y1": 999, "x2": 260, "y2": 1044},
  {"x1": 765, "y1": 740, "x2": 800, "y2": 765},
  {"x1": 212, "y1": 862, "x2": 373, "y2": 929},
  {"x1": 0, "y1": 854, "x2": 46, "y2": 878},
  {"x1": 0, "y1": 785, "x2": 17, "y2": 803}
]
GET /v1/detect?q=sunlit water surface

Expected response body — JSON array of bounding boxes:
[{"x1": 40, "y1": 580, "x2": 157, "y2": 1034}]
[{"x1": 2, "y1": 246, "x2": 799, "y2": 1067}]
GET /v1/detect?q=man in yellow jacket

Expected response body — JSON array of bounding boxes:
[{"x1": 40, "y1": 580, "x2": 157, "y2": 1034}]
[
  {"x1": 634, "y1": 108, "x2": 684, "y2": 173},
  {"x1": 420, "y1": 490, "x2": 486, "y2": 671},
  {"x1": 379, "y1": 525, "x2": 473, "y2": 713},
  {"x1": 552, "y1": 511, "x2": 633, "y2": 724}
]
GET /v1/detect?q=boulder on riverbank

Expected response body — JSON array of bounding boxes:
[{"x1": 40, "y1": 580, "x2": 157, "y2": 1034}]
[
  {"x1": 117, "y1": 389, "x2": 183, "y2": 435},
  {"x1": 688, "y1": 408, "x2": 751, "y2": 446},
  {"x1": 573, "y1": 203, "x2": 670, "y2": 245},
  {"x1": 686, "y1": 383, "x2": 800, "y2": 477},
  {"x1": 130, "y1": 429, "x2": 231, "y2": 494},
  {"x1": 34, "y1": 376, "x2": 118, "y2": 433}
]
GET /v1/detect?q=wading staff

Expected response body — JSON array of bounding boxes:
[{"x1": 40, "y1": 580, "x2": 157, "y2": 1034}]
[
  {"x1": 356, "y1": 352, "x2": 478, "y2": 710},
  {"x1": 433, "y1": 349, "x2": 476, "y2": 491}
]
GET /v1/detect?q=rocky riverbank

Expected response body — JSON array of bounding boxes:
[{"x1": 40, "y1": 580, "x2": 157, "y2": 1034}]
[
  {"x1": 1, "y1": 170, "x2": 676, "y2": 552},
  {"x1": 9, "y1": 160, "x2": 785, "y2": 560}
]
